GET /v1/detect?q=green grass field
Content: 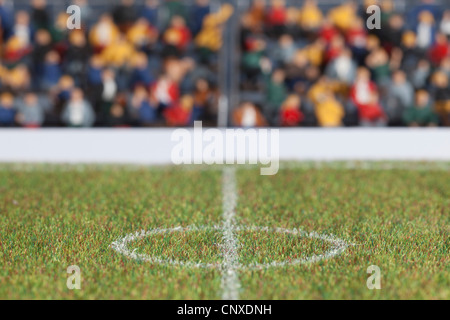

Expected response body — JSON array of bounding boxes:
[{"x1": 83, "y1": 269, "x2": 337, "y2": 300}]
[{"x1": 0, "y1": 163, "x2": 448, "y2": 300}]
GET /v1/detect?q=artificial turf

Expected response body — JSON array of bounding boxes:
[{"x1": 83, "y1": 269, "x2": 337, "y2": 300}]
[{"x1": 0, "y1": 163, "x2": 448, "y2": 299}]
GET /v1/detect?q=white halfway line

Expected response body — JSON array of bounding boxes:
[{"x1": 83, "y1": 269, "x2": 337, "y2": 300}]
[{"x1": 220, "y1": 167, "x2": 240, "y2": 300}]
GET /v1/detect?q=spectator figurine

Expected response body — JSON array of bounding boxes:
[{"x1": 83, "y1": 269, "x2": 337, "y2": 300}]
[
  {"x1": 351, "y1": 68, "x2": 386, "y2": 127},
  {"x1": 266, "y1": 0, "x2": 287, "y2": 37},
  {"x1": 416, "y1": 10, "x2": 437, "y2": 50},
  {"x1": 382, "y1": 14, "x2": 406, "y2": 50},
  {"x1": 152, "y1": 75, "x2": 180, "y2": 110},
  {"x1": 192, "y1": 78, "x2": 218, "y2": 124},
  {"x1": 163, "y1": 15, "x2": 192, "y2": 53},
  {"x1": 142, "y1": 0, "x2": 160, "y2": 28},
  {"x1": 241, "y1": 38, "x2": 267, "y2": 87},
  {"x1": 396, "y1": 31, "x2": 421, "y2": 76},
  {"x1": 298, "y1": 0, "x2": 323, "y2": 33},
  {"x1": 64, "y1": 30, "x2": 91, "y2": 83},
  {"x1": 328, "y1": 1, "x2": 357, "y2": 32},
  {"x1": 403, "y1": 90, "x2": 439, "y2": 127},
  {"x1": 325, "y1": 48, "x2": 357, "y2": 86},
  {"x1": 161, "y1": 0, "x2": 187, "y2": 29},
  {"x1": 130, "y1": 52, "x2": 154, "y2": 87},
  {"x1": 195, "y1": 4, "x2": 234, "y2": 64},
  {"x1": 412, "y1": 59, "x2": 431, "y2": 89},
  {"x1": 0, "y1": 92, "x2": 16, "y2": 127},
  {"x1": 89, "y1": 14, "x2": 120, "y2": 51},
  {"x1": 441, "y1": 10, "x2": 450, "y2": 38},
  {"x1": 127, "y1": 18, "x2": 159, "y2": 51},
  {"x1": 107, "y1": 103, "x2": 129, "y2": 127},
  {"x1": 280, "y1": 94, "x2": 304, "y2": 127},
  {"x1": 73, "y1": 0, "x2": 92, "y2": 27},
  {"x1": 233, "y1": 101, "x2": 267, "y2": 128},
  {"x1": 7, "y1": 64, "x2": 31, "y2": 93},
  {"x1": 438, "y1": 57, "x2": 450, "y2": 80},
  {"x1": 429, "y1": 33, "x2": 449, "y2": 67},
  {"x1": 61, "y1": 88, "x2": 96, "y2": 127},
  {"x1": 387, "y1": 70, "x2": 414, "y2": 125},
  {"x1": 32, "y1": 29, "x2": 52, "y2": 82},
  {"x1": 4, "y1": 35, "x2": 31, "y2": 64},
  {"x1": 272, "y1": 34, "x2": 297, "y2": 66},
  {"x1": 247, "y1": 0, "x2": 266, "y2": 31},
  {"x1": 365, "y1": 47, "x2": 391, "y2": 88},
  {"x1": 431, "y1": 71, "x2": 450, "y2": 126},
  {"x1": 191, "y1": 0, "x2": 210, "y2": 36},
  {"x1": 131, "y1": 85, "x2": 158, "y2": 126},
  {"x1": 163, "y1": 95, "x2": 194, "y2": 127},
  {"x1": 100, "y1": 34, "x2": 135, "y2": 70},
  {"x1": 346, "y1": 17, "x2": 368, "y2": 64},
  {"x1": 30, "y1": 0, "x2": 50, "y2": 30},
  {"x1": 41, "y1": 51, "x2": 62, "y2": 91},
  {"x1": 99, "y1": 68, "x2": 118, "y2": 121},
  {"x1": 308, "y1": 76, "x2": 345, "y2": 127},
  {"x1": 16, "y1": 92, "x2": 45, "y2": 128},
  {"x1": 265, "y1": 68, "x2": 288, "y2": 124},
  {"x1": 12, "y1": 11, "x2": 32, "y2": 48}
]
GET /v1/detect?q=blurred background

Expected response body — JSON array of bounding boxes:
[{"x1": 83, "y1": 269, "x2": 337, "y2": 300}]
[{"x1": 0, "y1": 0, "x2": 449, "y2": 129}]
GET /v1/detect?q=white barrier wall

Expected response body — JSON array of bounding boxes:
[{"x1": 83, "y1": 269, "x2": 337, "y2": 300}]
[{"x1": 0, "y1": 129, "x2": 449, "y2": 164}]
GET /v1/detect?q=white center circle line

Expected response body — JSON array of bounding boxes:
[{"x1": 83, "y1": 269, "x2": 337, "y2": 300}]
[{"x1": 109, "y1": 167, "x2": 354, "y2": 298}]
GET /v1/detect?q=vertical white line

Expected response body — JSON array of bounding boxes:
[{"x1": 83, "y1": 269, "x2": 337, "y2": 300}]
[{"x1": 220, "y1": 167, "x2": 240, "y2": 300}]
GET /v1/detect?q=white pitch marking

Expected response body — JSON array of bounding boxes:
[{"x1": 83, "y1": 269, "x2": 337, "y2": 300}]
[
  {"x1": 220, "y1": 167, "x2": 240, "y2": 300},
  {"x1": 110, "y1": 225, "x2": 353, "y2": 270}
]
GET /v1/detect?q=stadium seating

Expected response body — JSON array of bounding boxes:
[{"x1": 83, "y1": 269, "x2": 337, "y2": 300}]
[{"x1": 0, "y1": 0, "x2": 449, "y2": 128}]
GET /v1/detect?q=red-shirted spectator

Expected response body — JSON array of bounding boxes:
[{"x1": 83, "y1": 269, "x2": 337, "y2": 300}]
[
  {"x1": 429, "y1": 33, "x2": 450, "y2": 66},
  {"x1": 319, "y1": 18, "x2": 339, "y2": 44},
  {"x1": 351, "y1": 68, "x2": 386, "y2": 126},
  {"x1": 325, "y1": 34, "x2": 345, "y2": 63},
  {"x1": 346, "y1": 17, "x2": 367, "y2": 51},
  {"x1": 266, "y1": 0, "x2": 287, "y2": 26},
  {"x1": 163, "y1": 95, "x2": 193, "y2": 126},
  {"x1": 163, "y1": 15, "x2": 192, "y2": 51},
  {"x1": 280, "y1": 95, "x2": 304, "y2": 127},
  {"x1": 151, "y1": 76, "x2": 180, "y2": 108}
]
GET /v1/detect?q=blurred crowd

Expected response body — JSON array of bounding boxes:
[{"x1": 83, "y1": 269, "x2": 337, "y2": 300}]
[
  {"x1": 236, "y1": 0, "x2": 450, "y2": 127},
  {"x1": 0, "y1": 0, "x2": 233, "y2": 128}
]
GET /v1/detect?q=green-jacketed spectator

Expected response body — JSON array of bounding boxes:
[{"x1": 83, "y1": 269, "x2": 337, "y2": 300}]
[{"x1": 403, "y1": 90, "x2": 439, "y2": 127}]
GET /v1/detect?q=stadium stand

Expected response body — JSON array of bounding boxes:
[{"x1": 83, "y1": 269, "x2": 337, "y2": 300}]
[
  {"x1": 0, "y1": 0, "x2": 232, "y2": 127},
  {"x1": 0, "y1": 0, "x2": 449, "y2": 128},
  {"x1": 236, "y1": 0, "x2": 450, "y2": 127}
]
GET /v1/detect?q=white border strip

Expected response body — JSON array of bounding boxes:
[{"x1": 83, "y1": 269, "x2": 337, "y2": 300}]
[{"x1": 0, "y1": 129, "x2": 449, "y2": 163}]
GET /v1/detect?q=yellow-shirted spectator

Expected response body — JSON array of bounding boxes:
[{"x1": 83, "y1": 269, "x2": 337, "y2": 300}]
[
  {"x1": 328, "y1": 2, "x2": 358, "y2": 31},
  {"x1": 127, "y1": 18, "x2": 159, "y2": 48},
  {"x1": 308, "y1": 77, "x2": 345, "y2": 127},
  {"x1": 298, "y1": 0, "x2": 324, "y2": 31},
  {"x1": 302, "y1": 40, "x2": 325, "y2": 67},
  {"x1": 195, "y1": 4, "x2": 234, "y2": 52},
  {"x1": 6, "y1": 64, "x2": 31, "y2": 91},
  {"x1": 101, "y1": 36, "x2": 135, "y2": 67}
]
